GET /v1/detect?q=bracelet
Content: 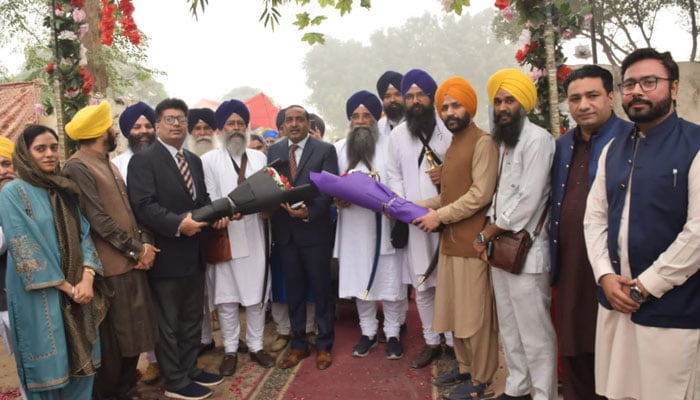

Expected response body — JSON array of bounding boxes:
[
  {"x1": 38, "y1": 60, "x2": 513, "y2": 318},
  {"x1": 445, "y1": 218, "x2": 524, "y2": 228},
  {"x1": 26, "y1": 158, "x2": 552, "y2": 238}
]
[{"x1": 83, "y1": 267, "x2": 96, "y2": 277}]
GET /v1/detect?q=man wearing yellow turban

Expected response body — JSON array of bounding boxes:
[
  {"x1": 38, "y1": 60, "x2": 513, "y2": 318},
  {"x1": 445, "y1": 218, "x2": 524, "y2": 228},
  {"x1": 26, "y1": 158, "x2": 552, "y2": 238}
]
[
  {"x1": 0, "y1": 136, "x2": 15, "y2": 188},
  {"x1": 1, "y1": 134, "x2": 20, "y2": 398},
  {"x1": 414, "y1": 76, "x2": 500, "y2": 399},
  {"x1": 475, "y1": 68, "x2": 557, "y2": 400},
  {"x1": 63, "y1": 102, "x2": 159, "y2": 400}
]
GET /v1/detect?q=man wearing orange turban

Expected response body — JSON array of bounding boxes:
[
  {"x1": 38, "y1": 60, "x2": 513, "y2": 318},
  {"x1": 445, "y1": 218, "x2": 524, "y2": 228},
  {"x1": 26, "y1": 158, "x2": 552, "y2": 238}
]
[
  {"x1": 414, "y1": 76, "x2": 500, "y2": 399},
  {"x1": 476, "y1": 69, "x2": 557, "y2": 400}
]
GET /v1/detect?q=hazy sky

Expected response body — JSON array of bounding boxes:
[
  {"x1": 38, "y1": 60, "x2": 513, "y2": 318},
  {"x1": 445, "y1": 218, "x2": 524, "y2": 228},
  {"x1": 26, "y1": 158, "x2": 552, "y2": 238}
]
[{"x1": 132, "y1": 0, "x2": 490, "y2": 108}]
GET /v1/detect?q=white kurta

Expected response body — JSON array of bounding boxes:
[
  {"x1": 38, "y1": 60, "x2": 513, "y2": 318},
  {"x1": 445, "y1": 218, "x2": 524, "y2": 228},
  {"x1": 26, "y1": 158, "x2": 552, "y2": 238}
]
[
  {"x1": 333, "y1": 135, "x2": 406, "y2": 301},
  {"x1": 201, "y1": 148, "x2": 270, "y2": 307},
  {"x1": 584, "y1": 143, "x2": 700, "y2": 400},
  {"x1": 385, "y1": 115, "x2": 451, "y2": 290},
  {"x1": 111, "y1": 149, "x2": 133, "y2": 182}
]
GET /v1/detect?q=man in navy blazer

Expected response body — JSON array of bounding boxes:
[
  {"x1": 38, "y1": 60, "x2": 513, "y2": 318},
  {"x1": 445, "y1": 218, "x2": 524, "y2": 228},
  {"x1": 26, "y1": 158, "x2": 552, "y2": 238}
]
[
  {"x1": 268, "y1": 105, "x2": 339, "y2": 370},
  {"x1": 128, "y1": 98, "x2": 225, "y2": 400},
  {"x1": 549, "y1": 66, "x2": 631, "y2": 400}
]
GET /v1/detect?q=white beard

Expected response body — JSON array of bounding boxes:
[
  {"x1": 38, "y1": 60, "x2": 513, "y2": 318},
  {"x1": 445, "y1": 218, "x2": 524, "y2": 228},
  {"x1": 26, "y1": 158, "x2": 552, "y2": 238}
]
[
  {"x1": 224, "y1": 131, "x2": 249, "y2": 156},
  {"x1": 187, "y1": 135, "x2": 215, "y2": 156}
]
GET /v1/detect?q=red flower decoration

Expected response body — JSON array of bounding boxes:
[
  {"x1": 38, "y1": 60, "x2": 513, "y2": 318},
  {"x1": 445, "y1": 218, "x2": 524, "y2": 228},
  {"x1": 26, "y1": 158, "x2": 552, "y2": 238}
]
[
  {"x1": 560, "y1": 125, "x2": 568, "y2": 135},
  {"x1": 515, "y1": 49, "x2": 526, "y2": 64},
  {"x1": 267, "y1": 169, "x2": 275, "y2": 176},
  {"x1": 70, "y1": 0, "x2": 85, "y2": 8},
  {"x1": 79, "y1": 66, "x2": 94, "y2": 95},
  {"x1": 494, "y1": 0, "x2": 510, "y2": 10},
  {"x1": 45, "y1": 62, "x2": 55, "y2": 75},
  {"x1": 118, "y1": 0, "x2": 141, "y2": 45},
  {"x1": 557, "y1": 64, "x2": 573, "y2": 82},
  {"x1": 99, "y1": 0, "x2": 116, "y2": 46}
]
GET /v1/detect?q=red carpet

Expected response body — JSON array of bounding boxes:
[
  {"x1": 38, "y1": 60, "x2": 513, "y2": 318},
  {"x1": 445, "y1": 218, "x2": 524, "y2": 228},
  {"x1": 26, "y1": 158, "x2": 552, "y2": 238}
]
[{"x1": 278, "y1": 299, "x2": 441, "y2": 400}]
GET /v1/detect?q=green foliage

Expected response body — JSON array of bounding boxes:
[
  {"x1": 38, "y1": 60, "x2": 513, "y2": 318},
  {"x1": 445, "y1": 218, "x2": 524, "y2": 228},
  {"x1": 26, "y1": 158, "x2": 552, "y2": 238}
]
[{"x1": 303, "y1": 10, "x2": 518, "y2": 139}]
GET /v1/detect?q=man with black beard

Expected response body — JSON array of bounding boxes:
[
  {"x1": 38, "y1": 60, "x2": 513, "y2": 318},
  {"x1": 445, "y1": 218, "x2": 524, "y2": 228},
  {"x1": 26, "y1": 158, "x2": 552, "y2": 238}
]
[
  {"x1": 112, "y1": 101, "x2": 157, "y2": 181},
  {"x1": 187, "y1": 108, "x2": 217, "y2": 156},
  {"x1": 377, "y1": 70, "x2": 407, "y2": 136},
  {"x1": 375, "y1": 70, "x2": 409, "y2": 343},
  {"x1": 386, "y1": 69, "x2": 453, "y2": 369},
  {"x1": 334, "y1": 91, "x2": 408, "y2": 360},
  {"x1": 64, "y1": 101, "x2": 159, "y2": 400},
  {"x1": 414, "y1": 77, "x2": 500, "y2": 400},
  {"x1": 584, "y1": 48, "x2": 700, "y2": 400},
  {"x1": 475, "y1": 69, "x2": 556, "y2": 400}
]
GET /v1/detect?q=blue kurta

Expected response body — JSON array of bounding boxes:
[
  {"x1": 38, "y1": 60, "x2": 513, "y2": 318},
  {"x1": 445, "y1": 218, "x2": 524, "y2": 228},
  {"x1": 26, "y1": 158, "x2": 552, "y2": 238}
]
[{"x1": 0, "y1": 179, "x2": 102, "y2": 399}]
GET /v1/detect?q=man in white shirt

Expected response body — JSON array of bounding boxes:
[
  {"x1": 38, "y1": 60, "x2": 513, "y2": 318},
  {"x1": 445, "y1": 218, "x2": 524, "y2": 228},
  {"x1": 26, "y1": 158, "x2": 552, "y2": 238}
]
[
  {"x1": 334, "y1": 90, "x2": 407, "y2": 360},
  {"x1": 385, "y1": 68, "x2": 454, "y2": 369},
  {"x1": 112, "y1": 101, "x2": 156, "y2": 181},
  {"x1": 474, "y1": 69, "x2": 556, "y2": 400}
]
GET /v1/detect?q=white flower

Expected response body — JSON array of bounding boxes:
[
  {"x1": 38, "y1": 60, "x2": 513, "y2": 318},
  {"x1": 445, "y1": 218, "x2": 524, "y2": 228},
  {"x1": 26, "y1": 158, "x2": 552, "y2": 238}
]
[
  {"x1": 518, "y1": 29, "x2": 531, "y2": 47},
  {"x1": 79, "y1": 45, "x2": 88, "y2": 66},
  {"x1": 57, "y1": 30, "x2": 77, "y2": 41}
]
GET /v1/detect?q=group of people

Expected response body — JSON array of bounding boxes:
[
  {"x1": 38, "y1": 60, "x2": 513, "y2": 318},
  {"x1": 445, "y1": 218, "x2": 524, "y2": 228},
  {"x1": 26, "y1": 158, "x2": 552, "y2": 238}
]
[{"x1": 0, "y1": 46, "x2": 698, "y2": 400}]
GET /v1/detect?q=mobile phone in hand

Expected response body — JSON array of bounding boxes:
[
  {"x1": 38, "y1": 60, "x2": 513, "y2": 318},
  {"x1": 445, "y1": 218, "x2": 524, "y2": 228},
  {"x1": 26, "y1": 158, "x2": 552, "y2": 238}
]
[{"x1": 290, "y1": 201, "x2": 304, "y2": 209}]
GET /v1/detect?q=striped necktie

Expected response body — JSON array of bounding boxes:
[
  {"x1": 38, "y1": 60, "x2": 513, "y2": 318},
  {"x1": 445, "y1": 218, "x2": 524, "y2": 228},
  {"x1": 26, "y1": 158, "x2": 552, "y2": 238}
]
[{"x1": 176, "y1": 151, "x2": 195, "y2": 200}]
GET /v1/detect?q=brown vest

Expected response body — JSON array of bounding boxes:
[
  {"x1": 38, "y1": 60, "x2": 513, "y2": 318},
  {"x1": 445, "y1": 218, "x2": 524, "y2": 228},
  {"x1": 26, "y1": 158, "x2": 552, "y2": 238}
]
[
  {"x1": 439, "y1": 123, "x2": 490, "y2": 258},
  {"x1": 72, "y1": 150, "x2": 142, "y2": 276}
]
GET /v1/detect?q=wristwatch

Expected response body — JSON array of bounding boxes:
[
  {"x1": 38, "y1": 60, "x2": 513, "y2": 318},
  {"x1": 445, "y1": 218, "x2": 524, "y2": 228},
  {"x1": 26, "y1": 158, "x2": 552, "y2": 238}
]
[
  {"x1": 476, "y1": 232, "x2": 486, "y2": 245},
  {"x1": 629, "y1": 283, "x2": 647, "y2": 304}
]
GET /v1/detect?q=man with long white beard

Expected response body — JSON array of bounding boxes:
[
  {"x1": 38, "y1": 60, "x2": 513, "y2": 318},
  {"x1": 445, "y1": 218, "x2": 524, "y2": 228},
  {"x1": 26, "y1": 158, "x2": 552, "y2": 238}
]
[
  {"x1": 187, "y1": 108, "x2": 217, "y2": 157},
  {"x1": 201, "y1": 100, "x2": 275, "y2": 377},
  {"x1": 334, "y1": 90, "x2": 408, "y2": 360},
  {"x1": 112, "y1": 101, "x2": 156, "y2": 181},
  {"x1": 386, "y1": 69, "x2": 454, "y2": 369}
]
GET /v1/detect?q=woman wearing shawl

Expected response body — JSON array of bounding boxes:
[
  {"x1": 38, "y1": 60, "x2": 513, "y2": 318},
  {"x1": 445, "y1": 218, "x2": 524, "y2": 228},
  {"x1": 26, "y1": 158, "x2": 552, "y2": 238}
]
[{"x1": 0, "y1": 125, "x2": 108, "y2": 399}]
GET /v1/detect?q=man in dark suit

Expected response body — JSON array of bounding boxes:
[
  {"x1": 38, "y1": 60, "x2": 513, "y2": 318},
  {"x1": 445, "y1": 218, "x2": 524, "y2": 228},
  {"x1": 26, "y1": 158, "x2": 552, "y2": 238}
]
[
  {"x1": 128, "y1": 98, "x2": 225, "y2": 400},
  {"x1": 268, "y1": 105, "x2": 339, "y2": 370}
]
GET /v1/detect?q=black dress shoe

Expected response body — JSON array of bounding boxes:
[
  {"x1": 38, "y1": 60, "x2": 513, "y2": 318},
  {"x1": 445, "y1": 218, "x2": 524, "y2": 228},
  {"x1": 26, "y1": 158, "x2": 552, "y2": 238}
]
[
  {"x1": 432, "y1": 367, "x2": 471, "y2": 387},
  {"x1": 250, "y1": 350, "x2": 275, "y2": 368},
  {"x1": 198, "y1": 340, "x2": 216, "y2": 356}
]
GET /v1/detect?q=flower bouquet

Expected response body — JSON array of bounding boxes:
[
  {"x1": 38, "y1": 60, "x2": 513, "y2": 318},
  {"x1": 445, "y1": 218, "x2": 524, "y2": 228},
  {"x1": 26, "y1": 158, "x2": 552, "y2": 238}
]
[
  {"x1": 191, "y1": 160, "x2": 317, "y2": 223},
  {"x1": 309, "y1": 170, "x2": 428, "y2": 224}
]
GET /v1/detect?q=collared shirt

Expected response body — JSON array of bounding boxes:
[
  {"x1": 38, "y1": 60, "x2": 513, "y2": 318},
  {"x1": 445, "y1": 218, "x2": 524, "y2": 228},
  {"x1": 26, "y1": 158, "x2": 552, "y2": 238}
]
[
  {"x1": 488, "y1": 119, "x2": 555, "y2": 274},
  {"x1": 289, "y1": 134, "x2": 310, "y2": 163},
  {"x1": 158, "y1": 137, "x2": 197, "y2": 198}
]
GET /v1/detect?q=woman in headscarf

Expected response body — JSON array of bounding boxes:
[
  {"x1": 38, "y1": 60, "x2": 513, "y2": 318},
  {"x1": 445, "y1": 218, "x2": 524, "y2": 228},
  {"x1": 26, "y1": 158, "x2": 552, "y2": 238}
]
[{"x1": 0, "y1": 125, "x2": 108, "y2": 399}]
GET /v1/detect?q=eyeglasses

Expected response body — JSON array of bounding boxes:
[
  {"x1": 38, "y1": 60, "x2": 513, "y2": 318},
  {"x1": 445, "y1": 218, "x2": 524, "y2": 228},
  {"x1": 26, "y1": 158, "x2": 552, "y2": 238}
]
[
  {"x1": 161, "y1": 115, "x2": 187, "y2": 125},
  {"x1": 618, "y1": 76, "x2": 672, "y2": 94}
]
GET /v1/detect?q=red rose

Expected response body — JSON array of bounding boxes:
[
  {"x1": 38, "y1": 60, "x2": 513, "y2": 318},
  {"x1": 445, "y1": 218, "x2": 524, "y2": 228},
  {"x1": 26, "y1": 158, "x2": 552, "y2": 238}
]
[
  {"x1": 557, "y1": 64, "x2": 573, "y2": 82},
  {"x1": 267, "y1": 169, "x2": 274, "y2": 176},
  {"x1": 45, "y1": 62, "x2": 55, "y2": 75},
  {"x1": 560, "y1": 125, "x2": 568, "y2": 135},
  {"x1": 494, "y1": 0, "x2": 510, "y2": 10},
  {"x1": 284, "y1": 183, "x2": 292, "y2": 190},
  {"x1": 70, "y1": 0, "x2": 85, "y2": 8},
  {"x1": 515, "y1": 49, "x2": 526, "y2": 64}
]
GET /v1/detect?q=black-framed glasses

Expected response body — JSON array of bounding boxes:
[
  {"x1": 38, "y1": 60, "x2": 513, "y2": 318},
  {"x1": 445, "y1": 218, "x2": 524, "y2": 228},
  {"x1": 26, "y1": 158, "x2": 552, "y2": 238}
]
[
  {"x1": 161, "y1": 115, "x2": 187, "y2": 125},
  {"x1": 618, "y1": 76, "x2": 672, "y2": 94}
]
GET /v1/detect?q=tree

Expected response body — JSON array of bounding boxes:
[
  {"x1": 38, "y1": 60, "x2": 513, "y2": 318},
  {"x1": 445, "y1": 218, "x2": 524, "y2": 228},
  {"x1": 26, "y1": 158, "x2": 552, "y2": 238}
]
[{"x1": 303, "y1": 10, "x2": 518, "y2": 139}]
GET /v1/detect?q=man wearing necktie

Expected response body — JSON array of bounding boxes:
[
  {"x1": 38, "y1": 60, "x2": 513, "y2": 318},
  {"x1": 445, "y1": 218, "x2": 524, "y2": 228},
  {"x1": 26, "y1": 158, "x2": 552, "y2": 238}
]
[
  {"x1": 128, "y1": 98, "x2": 226, "y2": 400},
  {"x1": 267, "y1": 105, "x2": 339, "y2": 370}
]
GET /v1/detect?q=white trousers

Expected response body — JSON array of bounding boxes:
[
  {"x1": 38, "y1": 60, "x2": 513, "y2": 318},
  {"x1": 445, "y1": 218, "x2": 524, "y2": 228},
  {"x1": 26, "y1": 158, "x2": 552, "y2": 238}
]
[
  {"x1": 217, "y1": 302, "x2": 266, "y2": 353},
  {"x1": 271, "y1": 302, "x2": 315, "y2": 335},
  {"x1": 355, "y1": 298, "x2": 406, "y2": 339},
  {"x1": 415, "y1": 286, "x2": 452, "y2": 346},
  {"x1": 491, "y1": 268, "x2": 557, "y2": 400}
]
